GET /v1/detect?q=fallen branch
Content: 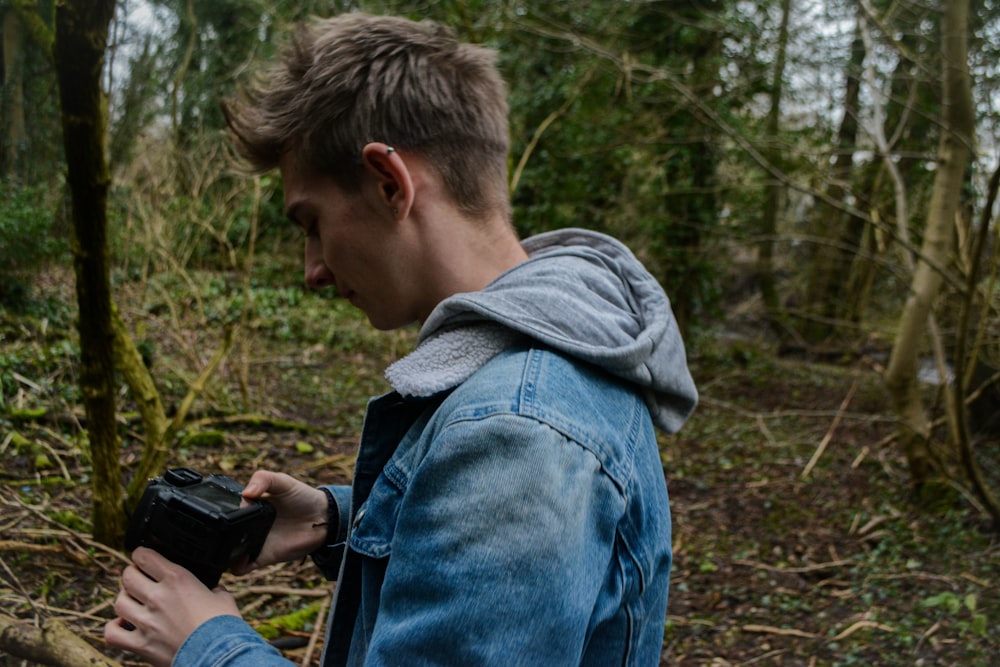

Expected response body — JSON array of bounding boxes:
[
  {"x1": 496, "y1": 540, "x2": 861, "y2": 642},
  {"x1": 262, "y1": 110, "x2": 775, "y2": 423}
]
[
  {"x1": 742, "y1": 624, "x2": 817, "y2": 639},
  {"x1": 743, "y1": 619, "x2": 893, "y2": 643},
  {"x1": 0, "y1": 540, "x2": 88, "y2": 564},
  {"x1": 301, "y1": 587, "x2": 332, "y2": 667},
  {"x1": 191, "y1": 412, "x2": 337, "y2": 435},
  {"x1": 698, "y1": 396, "x2": 883, "y2": 424},
  {"x1": 0, "y1": 495, "x2": 131, "y2": 573},
  {"x1": 237, "y1": 585, "x2": 331, "y2": 598},
  {"x1": 733, "y1": 558, "x2": 852, "y2": 575},
  {"x1": 802, "y1": 378, "x2": 858, "y2": 479},
  {"x1": 830, "y1": 619, "x2": 894, "y2": 641},
  {"x1": 0, "y1": 615, "x2": 121, "y2": 667},
  {"x1": 296, "y1": 453, "x2": 357, "y2": 479}
]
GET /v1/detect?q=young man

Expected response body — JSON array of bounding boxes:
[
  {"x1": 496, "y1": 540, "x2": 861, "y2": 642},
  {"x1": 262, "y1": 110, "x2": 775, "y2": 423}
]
[{"x1": 105, "y1": 13, "x2": 697, "y2": 666}]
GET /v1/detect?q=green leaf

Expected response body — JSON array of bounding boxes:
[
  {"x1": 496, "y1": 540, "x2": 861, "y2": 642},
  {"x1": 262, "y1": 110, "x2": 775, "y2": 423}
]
[
  {"x1": 922, "y1": 592, "x2": 961, "y2": 614},
  {"x1": 972, "y1": 613, "x2": 987, "y2": 637}
]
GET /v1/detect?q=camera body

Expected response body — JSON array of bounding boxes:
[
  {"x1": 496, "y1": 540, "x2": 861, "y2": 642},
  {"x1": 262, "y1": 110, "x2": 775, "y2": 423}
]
[{"x1": 125, "y1": 467, "x2": 275, "y2": 588}]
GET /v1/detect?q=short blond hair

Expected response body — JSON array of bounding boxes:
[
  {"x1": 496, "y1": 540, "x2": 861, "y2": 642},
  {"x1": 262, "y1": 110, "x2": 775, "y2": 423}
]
[{"x1": 225, "y1": 13, "x2": 510, "y2": 220}]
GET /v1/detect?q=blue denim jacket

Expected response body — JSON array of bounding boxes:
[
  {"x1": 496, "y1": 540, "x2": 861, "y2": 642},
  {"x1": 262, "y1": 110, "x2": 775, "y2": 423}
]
[
  {"x1": 175, "y1": 229, "x2": 696, "y2": 666},
  {"x1": 174, "y1": 344, "x2": 672, "y2": 666}
]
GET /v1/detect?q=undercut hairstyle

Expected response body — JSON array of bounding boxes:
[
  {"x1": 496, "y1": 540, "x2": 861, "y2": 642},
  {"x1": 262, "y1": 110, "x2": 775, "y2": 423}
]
[{"x1": 224, "y1": 13, "x2": 511, "y2": 220}]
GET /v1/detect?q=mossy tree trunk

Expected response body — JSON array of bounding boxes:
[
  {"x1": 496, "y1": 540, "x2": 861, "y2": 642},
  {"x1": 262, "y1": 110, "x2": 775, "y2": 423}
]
[
  {"x1": 2, "y1": 8, "x2": 27, "y2": 179},
  {"x1": 883, "y1": 0, "x2": 974, "y2": 490},
  {"x1": 54, "y1": 0, "x2": 122, "y2": 546}
]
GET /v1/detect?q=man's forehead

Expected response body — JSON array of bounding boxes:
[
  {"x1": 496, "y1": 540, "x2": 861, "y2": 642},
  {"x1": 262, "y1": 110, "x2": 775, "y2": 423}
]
[
  {"x1": 277, "y1": 151, "x2": 322, "y2": 196},
  {"x1": 278, "y1": 153, "x2": 311, "y2": 220}
]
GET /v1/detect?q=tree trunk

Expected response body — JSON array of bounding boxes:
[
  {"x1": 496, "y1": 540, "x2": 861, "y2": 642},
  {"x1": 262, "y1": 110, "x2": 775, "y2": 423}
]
[
  {"x1": 2, "y1": 8, "x2": 27, "y2": 179},
  {"x1": 10, "y1": 0, "x2": 55, "y2": 59},
  {"x1": 638, "y1": 0, "x2": 722, "y2": 335},
  {"x1": 802, "y1": 10, "x2": 866, "y2": 341},
  {"x1": 54, "y1": 0, "x2": 123, "y2": 546},
  {"x1": 952, "y1": 159, "x2": 1000, "y2": 525},
  {"x1": 883, "y1": 0, "x2": 974, "y2": 489},
  {"x1": 758, "y1": 0, "x2": 792, "y2": 333}
]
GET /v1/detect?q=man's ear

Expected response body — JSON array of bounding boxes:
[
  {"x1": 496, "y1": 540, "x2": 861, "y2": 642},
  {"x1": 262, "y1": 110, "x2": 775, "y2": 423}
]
[{"x1": 361, "y1": 142, "x2": 414, "y2": 220}]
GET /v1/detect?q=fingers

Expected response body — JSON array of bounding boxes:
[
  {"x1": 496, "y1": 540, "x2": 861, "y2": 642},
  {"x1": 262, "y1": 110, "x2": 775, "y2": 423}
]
[
  {"x1": 118, "y1": 559, "x2": 157, "y2": 612},
  {"x1": 130, "y1": 547, "x2": 179, "y2": 584},
  {"x1": 236, "y1": 470, "x2": 331, "y2": 569},
  {"x1": 104, "y1": 617, "x2": 142, "y2": 654},
  {"x1": 106, "y1": 549, "x2": 243, "y2": 666},
  {"x1": 115, "y1": 549, "x2": 182, "y2": 626},
  {"x1": 120, "y1": 548, "x2": 205, "y2": 612},
  {"x1": 111, "y1": 570, "x2": 155, "y2": 641},
  {"x1": 242, "y1": 470, "x2": 295, "y2": 499},
  {"x1": 104, "y1": 617, "x2": 133, "y2": 642},
  {"x1": 113, "y1": 585, "x2": 145, "y2": 626}
]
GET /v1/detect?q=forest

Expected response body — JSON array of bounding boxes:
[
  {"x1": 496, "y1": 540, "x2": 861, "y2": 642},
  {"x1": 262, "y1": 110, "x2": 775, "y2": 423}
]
[{"x1": 0, "y1": 0, "x2": 998, "y2": 664}]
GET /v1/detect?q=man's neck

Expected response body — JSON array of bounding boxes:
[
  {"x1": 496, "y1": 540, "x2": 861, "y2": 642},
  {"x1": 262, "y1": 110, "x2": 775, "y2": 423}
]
[{"x1": 413, "y1": 209, "x2": 528, "y2": 320}]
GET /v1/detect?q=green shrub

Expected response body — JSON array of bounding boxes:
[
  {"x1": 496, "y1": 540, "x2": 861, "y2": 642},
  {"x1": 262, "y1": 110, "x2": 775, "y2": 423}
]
[{"x1": 0, "y1": 181, "x2": 67, "y2": 308}]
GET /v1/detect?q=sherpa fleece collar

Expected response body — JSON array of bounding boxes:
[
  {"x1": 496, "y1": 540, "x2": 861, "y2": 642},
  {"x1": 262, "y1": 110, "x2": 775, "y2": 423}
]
[{"x1": 385, "y1": 322, "x2": 523, "y2": 398}]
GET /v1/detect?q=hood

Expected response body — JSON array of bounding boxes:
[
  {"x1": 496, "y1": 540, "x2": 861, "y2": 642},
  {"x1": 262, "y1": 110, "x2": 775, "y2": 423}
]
[{"x1": 385, "y1": 228, "x2": 698, "y2": 433}]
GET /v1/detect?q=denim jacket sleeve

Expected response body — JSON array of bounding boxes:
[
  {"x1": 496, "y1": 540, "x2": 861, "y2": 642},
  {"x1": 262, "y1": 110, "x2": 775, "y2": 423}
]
[
  {"x1": 172, "y1": 615, "x2": 292, "y2": 667},
  {"x1": 351, "y1": 408, "x2": 629, "y2": 665}
]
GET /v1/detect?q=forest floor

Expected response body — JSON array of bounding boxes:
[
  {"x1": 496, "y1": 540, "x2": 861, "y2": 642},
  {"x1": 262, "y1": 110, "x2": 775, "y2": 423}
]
[{"x1": 1, "y1": 264, "x2": 998, "y2": 666}]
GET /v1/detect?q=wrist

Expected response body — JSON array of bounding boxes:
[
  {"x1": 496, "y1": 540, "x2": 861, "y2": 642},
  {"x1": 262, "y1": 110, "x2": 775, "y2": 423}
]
[{"x1": 310, "y1": 487, "x2": 341, "y2": 552}]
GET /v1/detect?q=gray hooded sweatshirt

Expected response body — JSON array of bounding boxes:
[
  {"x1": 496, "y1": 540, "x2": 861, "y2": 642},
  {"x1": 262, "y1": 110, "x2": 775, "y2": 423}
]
[{"x1": 386, "y1": 227, "x2": 698, "y2": 433}]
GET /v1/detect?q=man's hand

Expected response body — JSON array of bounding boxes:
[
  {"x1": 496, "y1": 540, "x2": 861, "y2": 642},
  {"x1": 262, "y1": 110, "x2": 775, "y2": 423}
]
[
  {"x1": 234, "y1": 470, "x2": 329, "y2": 572},
  {"x1": 104, "y1": 547, "x2": 241, "y2": 667}
]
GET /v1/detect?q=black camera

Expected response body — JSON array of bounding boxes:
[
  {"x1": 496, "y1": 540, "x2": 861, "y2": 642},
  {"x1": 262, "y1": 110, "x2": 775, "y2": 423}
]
[{"x1": 124, "y1": 467, "x2": 275, "y2": 588}]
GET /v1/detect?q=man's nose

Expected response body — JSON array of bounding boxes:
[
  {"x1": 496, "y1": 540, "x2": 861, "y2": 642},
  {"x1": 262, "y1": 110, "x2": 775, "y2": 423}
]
[{"x1": 304, "y1": 241, "x2": 334, "y2": 289}]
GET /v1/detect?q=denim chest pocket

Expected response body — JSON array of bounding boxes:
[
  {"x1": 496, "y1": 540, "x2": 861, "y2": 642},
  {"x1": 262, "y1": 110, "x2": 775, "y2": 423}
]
[{"x1": 348, "y1": 467, "x2": 405, "y2": 559}]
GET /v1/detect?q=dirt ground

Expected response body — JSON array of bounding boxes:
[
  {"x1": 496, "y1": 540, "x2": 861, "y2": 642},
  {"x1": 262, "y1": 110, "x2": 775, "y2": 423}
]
[{"x1": 1, "y1": 277, "x2": 998, "y2": 666}]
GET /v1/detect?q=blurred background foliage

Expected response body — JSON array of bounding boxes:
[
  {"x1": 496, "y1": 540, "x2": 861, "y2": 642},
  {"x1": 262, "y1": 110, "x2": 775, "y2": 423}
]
[
  {"x1": 8, "y1": 0, "x2": 997, "y2": 342},
  {"x1": 3, "y1": 0, "x2": 1000, "y2": 501}
]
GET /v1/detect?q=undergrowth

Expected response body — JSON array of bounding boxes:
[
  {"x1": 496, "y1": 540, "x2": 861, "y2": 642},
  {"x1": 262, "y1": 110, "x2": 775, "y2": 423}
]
[
  {"x1": 1, "y1": 271, "x2": 997, "y2": 666},
  {"x1": 663, "y1": 343, "x2": 998, "y2": 665}
]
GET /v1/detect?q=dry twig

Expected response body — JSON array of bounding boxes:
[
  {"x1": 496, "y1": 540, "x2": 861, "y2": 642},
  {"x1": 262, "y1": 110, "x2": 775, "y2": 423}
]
[
  {"x1": 802, "y1": 379, "x2": 858, "y2": 479},
  {"x1": 733, "y1": 559, "x2": 852, "y2": 575},
  {"x1": 301, "y1": 586, "x2": 333, "y2": 667}
]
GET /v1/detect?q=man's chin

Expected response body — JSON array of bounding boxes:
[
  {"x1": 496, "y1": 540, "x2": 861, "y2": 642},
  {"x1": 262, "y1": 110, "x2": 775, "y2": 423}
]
[{"x1": 365, "y1": 312, "x2": 416, "y2": 332}]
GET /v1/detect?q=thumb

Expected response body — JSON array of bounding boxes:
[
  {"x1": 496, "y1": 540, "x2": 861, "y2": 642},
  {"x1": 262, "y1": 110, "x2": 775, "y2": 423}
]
[{"x1": 241, "y1": 470, "x2": 275, "y2": 499}]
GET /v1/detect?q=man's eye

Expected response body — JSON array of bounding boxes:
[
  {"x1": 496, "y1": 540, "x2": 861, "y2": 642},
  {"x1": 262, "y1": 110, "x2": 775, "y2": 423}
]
[{"x1": 293, "y1": 220, "x2": 317, "y2": 238}]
